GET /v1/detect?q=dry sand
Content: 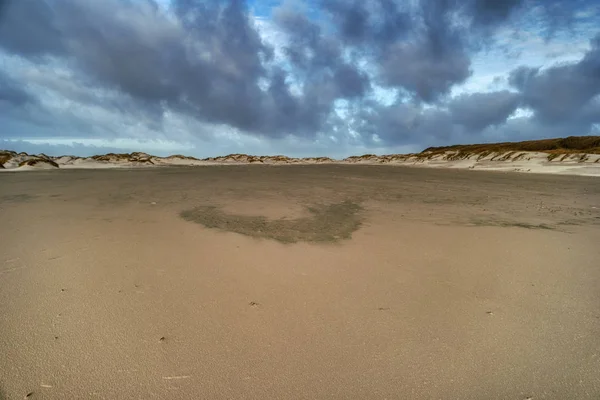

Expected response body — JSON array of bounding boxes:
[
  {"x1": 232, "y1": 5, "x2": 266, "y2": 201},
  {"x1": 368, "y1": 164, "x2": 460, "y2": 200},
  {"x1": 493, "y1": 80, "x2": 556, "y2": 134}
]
[{"x1": 1, "y1": 165, "x2": 599, "y2": 399}]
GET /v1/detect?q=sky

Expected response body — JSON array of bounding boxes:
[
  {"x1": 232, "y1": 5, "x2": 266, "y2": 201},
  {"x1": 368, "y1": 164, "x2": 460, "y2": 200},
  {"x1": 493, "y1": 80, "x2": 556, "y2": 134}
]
[{"x1": 0, "y1": 0, "x2": 599, "y2": 158}]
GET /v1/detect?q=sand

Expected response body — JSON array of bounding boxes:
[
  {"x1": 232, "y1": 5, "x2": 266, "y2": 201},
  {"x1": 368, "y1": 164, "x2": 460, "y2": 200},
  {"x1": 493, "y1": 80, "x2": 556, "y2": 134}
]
[{"x1": 1, "y1": 165, "x2": 599, "y2": 399}]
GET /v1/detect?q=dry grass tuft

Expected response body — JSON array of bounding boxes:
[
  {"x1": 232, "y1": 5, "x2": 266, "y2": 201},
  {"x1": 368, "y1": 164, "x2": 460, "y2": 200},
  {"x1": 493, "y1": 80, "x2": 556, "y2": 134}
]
[
  {"x1": 499, "y1": 151, "x2": 516, "y2": 161},
  {"x1": 18, "y1": 158, "x2": 59, "y2": 168},
  {"x1": 0, "y1": 153, "x2": 13, "y2": 166}
]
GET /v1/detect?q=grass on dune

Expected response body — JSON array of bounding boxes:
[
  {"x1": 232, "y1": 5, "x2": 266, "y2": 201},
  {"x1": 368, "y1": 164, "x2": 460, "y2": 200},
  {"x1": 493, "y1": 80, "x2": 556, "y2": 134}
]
[{"x1": 422, "y1": 136, "x2": 600, "y2": 156}]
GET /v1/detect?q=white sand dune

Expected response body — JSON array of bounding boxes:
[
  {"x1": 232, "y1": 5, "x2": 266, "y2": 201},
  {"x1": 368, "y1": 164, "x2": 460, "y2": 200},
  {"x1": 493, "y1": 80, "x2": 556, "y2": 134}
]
[
  {"x1": 345, "y1": 151, "x2": 600, "y2": 176},
  {"x1": 2, "y1": 141, "x2": 600, "y2": 176}
]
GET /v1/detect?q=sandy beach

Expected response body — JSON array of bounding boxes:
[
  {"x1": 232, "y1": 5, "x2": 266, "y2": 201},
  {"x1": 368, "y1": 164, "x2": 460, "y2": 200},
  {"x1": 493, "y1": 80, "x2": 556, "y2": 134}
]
[{"x1": 1, "y1": 165, "x2": 599, "y2": 399}]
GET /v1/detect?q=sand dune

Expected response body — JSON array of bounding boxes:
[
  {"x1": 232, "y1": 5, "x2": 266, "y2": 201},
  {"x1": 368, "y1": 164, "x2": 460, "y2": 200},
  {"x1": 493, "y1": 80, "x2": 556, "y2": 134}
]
[
  {"x1": 2, "y1": 136, "x2": 600, "y2": 176},
  {"x1": 345, "y1": 150, "x2": 600, "y2": 176}
]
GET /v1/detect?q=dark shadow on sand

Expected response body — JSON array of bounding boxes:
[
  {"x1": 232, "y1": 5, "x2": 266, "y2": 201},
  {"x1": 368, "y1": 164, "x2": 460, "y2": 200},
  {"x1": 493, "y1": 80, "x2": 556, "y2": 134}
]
[{"x1": 180, "y1": 200, "x2": 363, "y2": 244}]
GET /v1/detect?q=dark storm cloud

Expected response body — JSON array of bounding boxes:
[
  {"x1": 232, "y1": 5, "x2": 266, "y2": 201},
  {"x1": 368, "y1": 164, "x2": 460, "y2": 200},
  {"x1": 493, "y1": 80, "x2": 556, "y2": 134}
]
[
  {"x1": 316, "y1": 0, "x2": 598, "y2": 147},
  {"x1": 490, "y1": 115, "x2": 597, "y2": 144},
  {"x1": 318, "y1": 0, "x2": 471, "y2": 102},
  {"x1": 273, "y1": 3, "x2": 370, "y2": 100},
  {"x1": 321, "y1": 0, "x2": 412, "y2": 46},
  {"x1": 63, "y1": 0, "x2": 274, "y2": 131},
  {"x1": 333, "y1": 64, "x2": 370, "y2": 98},
  {"x1": 340, "y1": 100, "x2": 453, "y2": 148},
  {"x1": 278, "y1": 0, "x2": 469, "y2": 104},
  {"x1": 0, "y1": 0, "x2": 322, "y2": 137},
  {"x1": 469, "y1": 0, "x2": 523, "y2": 29},
  {"x1": 366, "y1": 30, "x2": 600, "y2": 147},
  {"x1": 270, "y1": 1, "x2": 372, "y2": 132},
  {"x1": 509, "y1": 34, "x2": 600, "y2": 123},
  {"x1": 379, "y1": 41, "x2": 471, "y2": 102},
  {"x1": 0, "y1": 0, "x2": 65, "y2": 56},
  {"x1": 319, "y1": 0, "x2": 530, "y2": 102},
  {"x1": 320, "y1": 0, "x2": 589, "y2": 103},
  {"x1": 322, "y1": 0, "x2": 370, "y2": 44},
  {"x1": 449, "y1": 91, "x2": 522, "y2": 132},
  {"x1": 0, "y1": 0, "x2": 597, "y2": 150},
  {"x1": 0, "y1": 70, "x2": 35, "y2": 106}
]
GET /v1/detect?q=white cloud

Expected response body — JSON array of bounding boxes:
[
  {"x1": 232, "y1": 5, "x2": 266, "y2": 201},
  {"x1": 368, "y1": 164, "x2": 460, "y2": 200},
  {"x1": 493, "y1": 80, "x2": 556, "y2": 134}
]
[{"x1": 12, "y1": 137, "x2": 192, "y2": 154}]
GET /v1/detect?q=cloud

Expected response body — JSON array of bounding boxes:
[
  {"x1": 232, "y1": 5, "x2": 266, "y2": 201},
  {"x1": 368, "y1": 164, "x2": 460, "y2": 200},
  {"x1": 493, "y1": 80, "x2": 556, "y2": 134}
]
[
  {"x1": 0, "y1": 138, "x2": 189, "y2": 157},
  {"x1": 0, "y1": 0, "x2": 598, "y2": 156},
  {"x1": 1, "y1": 0, "x2": 309, "y2": 137},
  {"x1": 509, "y1": 34, "x2": 600, "y2": 123},
  {"x1": 318, "y1": 0, "x2": 530, "y2": 102},
  {"x1": 449, "y1": 91, "x2": 521, "y2": 131},
  {"x1": 0, "y1": 0, "x2": 66, "y2": 56},
  {"x1": 0, "y1": 69, "x2": 35, "y2": 107}
]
